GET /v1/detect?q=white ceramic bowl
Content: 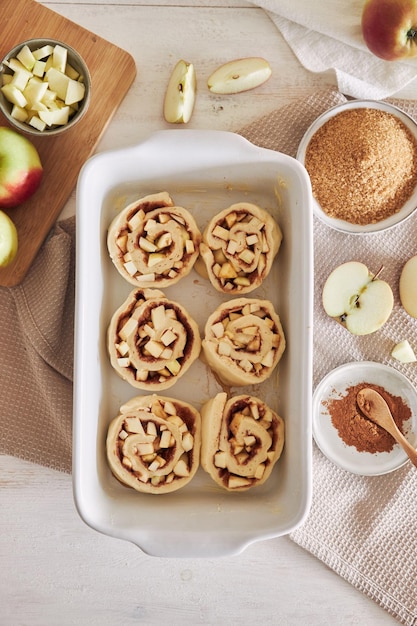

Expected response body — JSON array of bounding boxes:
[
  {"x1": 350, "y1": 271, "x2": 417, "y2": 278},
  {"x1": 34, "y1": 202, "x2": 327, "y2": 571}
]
[
  {"x1": 0, "y1": 38, "x2": 91, "y2": 137},
  {"x1": 74, "y1": 129, "x2": 314, "y2": 557},
  {"x1": 313, "y1": 361, "x2": 417, "y2": 476},
  {"x1": 296, "y1": 100, "x2": 417, "y2": 234}
]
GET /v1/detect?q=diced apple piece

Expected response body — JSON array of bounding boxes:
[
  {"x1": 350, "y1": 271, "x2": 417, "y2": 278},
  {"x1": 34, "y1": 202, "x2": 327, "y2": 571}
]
[
  {"x1": 10, "y1": 68, "x2": 32, "y2": 91},
  {"x1": 391, "y1": 340, "x2": 417, "y2": 363},
  {"x1": 45, "y1": 67, "x2": 69, "y2": 101},
  {"x1": 1, "y1": 83, "x2": 28, "y2": 108},
  {"x1": 29, "y1": 116, "x2": 47, "y2": 131},
  {"x1": 65, "y1": 77, "x2": 85, "y2": 105},
  {"x1": 16, "y1": 45, "x2": 36, "y2": 71},
  {"x1": 23, "y1": 79, "x2": 48, "y2": 108},
  {"x1": 52, "y1": 44, "x2": 67, "y2": 72},
  {"x1": 10, "y1": 104, "x2": 28, "y2": 122},
  {"x1": 32, "y1": 45, "x2": 54, "y2": 60},
  {"x1": 39, "y1": 106, "x2": 70, "y2": 126},
  {"x1": 65, "y1": 63, "x2": 80, "y2": 80},
  {"x1": 32, "y1": 60, "x2": 46, "y2": 78},
  {"x1": 4, "y1": 58, "x2": 27, "y2": 73}
]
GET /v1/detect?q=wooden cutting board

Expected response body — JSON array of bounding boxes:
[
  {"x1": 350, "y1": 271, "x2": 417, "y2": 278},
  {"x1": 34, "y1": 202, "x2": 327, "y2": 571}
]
[{"x1": 0, "y1": 0, "x2": 136, "y2": 286}]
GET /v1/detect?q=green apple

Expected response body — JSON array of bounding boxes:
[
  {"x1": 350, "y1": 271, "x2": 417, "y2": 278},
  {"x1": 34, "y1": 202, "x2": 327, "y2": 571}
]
[
  {"x1": 399, "y1": 254, "x2": 417, "y2": 317},
  {"x1": 361, "y1": 0, "x2": 417, "y2": 61},
  {"x1": 322, "y1": 261, "x2": 394, "y2": 335},
  {"x1": 0, "y1": 209, "x2": 18, "y2": 267},
  {"x1": 207, "y1": 57, "x2": 271, "y2": 94},
  {"x1": 0, "y1": 126, "x2": 43, "y2": 208},
  {"x1": 163, "y1": 59, "x2": 196, "y2": 124}
]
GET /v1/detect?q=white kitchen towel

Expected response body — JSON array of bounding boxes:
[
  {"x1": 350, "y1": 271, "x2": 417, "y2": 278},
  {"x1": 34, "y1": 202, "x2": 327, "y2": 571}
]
[{"x1": 254, "y1": 0, "x2": 417, "y2": 99}]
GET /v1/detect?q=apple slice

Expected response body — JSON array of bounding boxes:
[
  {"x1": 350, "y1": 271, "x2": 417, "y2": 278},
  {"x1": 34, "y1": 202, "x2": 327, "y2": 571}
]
[
  {"x1": 391, "y1": 340, "x2": 417, "y2": 363},
  {"x1": 399, "y1": 255, "x2": 417, "y2": 318},
  {"x1": 207, "y1": 57, "x2": 271, "y2": 94},
  {"x1": 322, "y1": 261, "x2": 393, "y2": 335},
  {"x1": 0, "y1": 210, "x2": 18, "y2": 267},
  {"x1": 163, "y1": 60, "x2": 196, "y2": 124}
]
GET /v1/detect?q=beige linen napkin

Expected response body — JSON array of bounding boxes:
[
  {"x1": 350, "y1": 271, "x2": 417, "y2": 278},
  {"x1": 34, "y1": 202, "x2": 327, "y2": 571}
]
[
  {"x1": 0, "y1": 217, "x2": 74, "y2": 473},
  {"x1": 239, "y1": 88, "x2": 417, "y2": 625},
  {"x1": 254, "y1": 0, "x2": 417, "y2": 99}
]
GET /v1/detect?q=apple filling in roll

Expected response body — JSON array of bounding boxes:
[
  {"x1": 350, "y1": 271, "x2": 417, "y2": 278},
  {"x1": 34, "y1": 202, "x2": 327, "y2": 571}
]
[
  {"x1": 107, "y1": 191, "x2": 201, "y2": 287},
  {"x1": 108, "y1": 287, "x2": 201, "y2": 391},
  {"x1": 202, "y1": 297, "x2": 285, "y2": 386},
  {"x1": 197, "y1": 202, "x2": 282, "y2": 294},
  {"x1": 106, "y1": 394, "x2": 201, "y2": 494},
  {"x1": 201, "y1": 392, "x2": 284, "y2": 491}
]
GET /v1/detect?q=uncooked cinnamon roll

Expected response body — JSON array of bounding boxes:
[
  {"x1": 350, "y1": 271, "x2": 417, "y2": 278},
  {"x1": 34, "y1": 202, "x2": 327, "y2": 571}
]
[
  {"x1": 202, "y1": 297, "x2": 285, "y2": 386},
  {"x1": 196, "y1": 202, "x2": 282, "y2": 294},
  {"x1": 201, "y1": 392, "x2": 284, "y2": 491},
  {"x1": 107, "y1": 191, "x2": 201, "y2": 287},
  {"x1": 108, "y1": 288, "x2": 201, "y2": 391},
  {"x1": 106, "y1": 394, "x2": 201, "y2": 494}
]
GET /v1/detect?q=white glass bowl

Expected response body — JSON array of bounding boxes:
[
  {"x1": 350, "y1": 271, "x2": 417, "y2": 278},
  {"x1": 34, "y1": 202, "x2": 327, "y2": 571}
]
[
  {"x1": 296, "y1": 100, "x2": 417, "y2": 234},
  {"x1": 313, "y1": 361, "x2": 417, "y2": 475}
]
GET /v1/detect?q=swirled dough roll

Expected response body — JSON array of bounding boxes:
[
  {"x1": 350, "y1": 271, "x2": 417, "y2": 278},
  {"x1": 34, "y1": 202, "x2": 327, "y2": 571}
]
[
  {"x1": 202, "y1": 297, "x2": 285, "y2": 386},
  {"x1": 201, "y1": 392, "x2": 284, "y2": 491},
  {"x1": 108, "y1": 288, "x2": 201, "y2": 391},
  {"x1": 197, "y1": 202, "x2": 282, "y2": 294},
  {"x1": 107, "y1": 191, "x2": 201, "y2": 287},
  {"x1": 106, "y1": 394, "x2": 201, "y2": 494}
]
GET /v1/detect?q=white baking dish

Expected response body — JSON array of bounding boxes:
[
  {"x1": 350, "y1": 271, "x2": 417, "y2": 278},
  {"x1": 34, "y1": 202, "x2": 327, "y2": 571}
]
[{"x1": 73, "y1": 130, "x2": 313, "y2": 558}]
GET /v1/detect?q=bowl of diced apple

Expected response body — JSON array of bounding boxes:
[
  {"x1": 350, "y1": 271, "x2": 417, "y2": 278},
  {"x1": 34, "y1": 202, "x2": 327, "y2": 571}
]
[{"x1": 0, "y1": 38, "x2": 91, "y2": 136}]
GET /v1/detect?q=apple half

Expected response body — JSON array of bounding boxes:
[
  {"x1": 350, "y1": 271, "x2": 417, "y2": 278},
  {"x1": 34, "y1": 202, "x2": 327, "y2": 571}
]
[
  {"x1": 207, "y1": 57, "x2": 271, "y2": 94},
  {"x1": 399, "y1": 255, "x2": 417, "y2": 318},
  {"x1": 0, "y1": 209, "x2": 18, "y2": 267},
  {"x1": 322, "y1": 261, "x2": 394, "y2": 335},
  {"x1": 163, "y1": 59, "x2": 196, "y2": 124}
]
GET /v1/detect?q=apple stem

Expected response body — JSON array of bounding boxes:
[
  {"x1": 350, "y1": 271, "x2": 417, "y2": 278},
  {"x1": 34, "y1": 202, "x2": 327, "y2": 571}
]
[
  {"x1": 408, "y1": 28, "x2": 417, "y2": 41},
  {"x1": 372, "y1": 265, "x2": 384, "y2": 281}
]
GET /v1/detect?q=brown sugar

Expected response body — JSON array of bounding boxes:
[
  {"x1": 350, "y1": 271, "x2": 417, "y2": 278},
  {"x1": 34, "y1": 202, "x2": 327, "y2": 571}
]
[
  {"x1": 305, "y1": 108, "x2": 417, "y2": 225},
  {"x1": 324, "y1": 381, "x2": 411, "y2": 454}
]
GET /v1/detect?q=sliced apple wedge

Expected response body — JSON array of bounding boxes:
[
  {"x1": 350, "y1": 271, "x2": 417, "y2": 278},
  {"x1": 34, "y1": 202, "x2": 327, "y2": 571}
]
[
  {"x1": 322, "y1": 261, "x2": 393, "y2": 335},
  {"x1": 163, "y1": 59, "x2": 196, "y2": 124},
  {"x1": 207, "y1": 57, "x2": 271, "y2": 94},
  {"x1": 0, "y1": 210, "x2": 18, "y2": 267},
  {"x1": 399, "y1": 255, "x2": 417, "y2": 318},
  {"x1": 391, "y1": 340, "x2": 417, "y2": 363}
]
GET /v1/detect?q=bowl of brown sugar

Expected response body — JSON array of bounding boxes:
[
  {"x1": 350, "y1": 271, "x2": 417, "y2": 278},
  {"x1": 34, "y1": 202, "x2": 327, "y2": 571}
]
[
  {"x1": 313, "y1": 361, "x2": 417, "y2": 475},
  {"x1": 297, "y1": 100, "x2": 417, "y2": 234}
]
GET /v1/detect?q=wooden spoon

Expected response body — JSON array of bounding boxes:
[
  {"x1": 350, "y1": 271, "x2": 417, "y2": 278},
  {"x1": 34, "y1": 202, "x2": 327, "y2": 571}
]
[{"x1": 357, "y1": 387, "x2": 417, "y2": 468}]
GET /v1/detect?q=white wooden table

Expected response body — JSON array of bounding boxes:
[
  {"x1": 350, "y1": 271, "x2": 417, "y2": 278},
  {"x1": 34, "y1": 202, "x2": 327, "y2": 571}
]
[{"x1": 1, "y1": 2, "x2": 412, "y2": 623}]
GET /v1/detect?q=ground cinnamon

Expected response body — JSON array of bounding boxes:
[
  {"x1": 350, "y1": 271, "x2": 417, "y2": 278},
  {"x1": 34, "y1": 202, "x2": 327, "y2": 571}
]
[{"x1": 324, "y1": 382, "x2": 411, "y2": 453}]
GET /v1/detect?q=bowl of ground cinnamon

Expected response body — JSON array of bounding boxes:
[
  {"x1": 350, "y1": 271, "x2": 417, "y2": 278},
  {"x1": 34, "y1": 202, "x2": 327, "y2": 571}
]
[
  {"x1": 313, "y1": 361, "x2": 417, "y2": 475},
  {"x1": 297, "y1": 100, "x2": 417, "y2": 234}
]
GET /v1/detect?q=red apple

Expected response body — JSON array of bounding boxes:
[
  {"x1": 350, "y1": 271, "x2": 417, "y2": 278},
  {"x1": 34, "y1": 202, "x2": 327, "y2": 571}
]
[
  {"x1": 361, "y1": 0, "x2": 417, "y2": 61},
  {"x1": 0, "y1": 126, "x2": 43, "y2": 208}
]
